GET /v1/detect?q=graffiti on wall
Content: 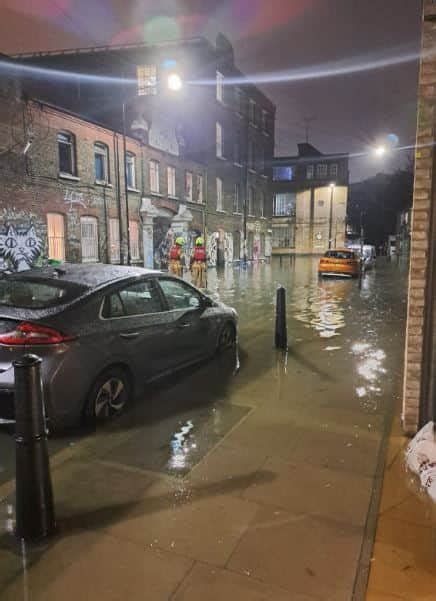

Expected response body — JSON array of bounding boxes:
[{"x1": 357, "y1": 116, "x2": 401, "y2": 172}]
[
  {"x1": 0, "y1": 224, "x2": 42, "y2": 271},
  {"x1": 64, "y1": 189, "x2": 103, "y2": 211}
]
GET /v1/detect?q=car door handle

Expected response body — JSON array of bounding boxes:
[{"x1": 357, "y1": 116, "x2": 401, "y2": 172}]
[
  {"x1": 177, "y1": 322, "x2": 192, "y2": 329},
  {"x1": 120, "y1": 332, "x2": 140, "y2": 339}
]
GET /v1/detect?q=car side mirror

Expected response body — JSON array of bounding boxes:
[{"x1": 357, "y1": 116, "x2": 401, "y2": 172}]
[{"x1": 202, "y1": 295, "x2": 214, "y2": 309}]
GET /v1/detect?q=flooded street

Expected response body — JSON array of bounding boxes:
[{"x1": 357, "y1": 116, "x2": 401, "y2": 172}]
[{"x1": 0, "y1": 256, "x2": 408, "y2": 600}]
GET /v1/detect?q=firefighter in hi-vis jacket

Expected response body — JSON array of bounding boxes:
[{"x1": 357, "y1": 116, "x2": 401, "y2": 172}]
[
  {"x1": 168, "y1": 237, "x2": 185, "y2": 277},
  {"x1": 190, "y1": 236, "x2": 208, "y2": 289}
]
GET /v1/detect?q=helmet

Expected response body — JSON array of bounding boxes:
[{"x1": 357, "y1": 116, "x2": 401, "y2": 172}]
[
  {"x1": 195, "y1": 237, "x2": 204, "y2": 246},
  {"x1": 175, "y1": 236, "x2": 185, "y2": 246}
]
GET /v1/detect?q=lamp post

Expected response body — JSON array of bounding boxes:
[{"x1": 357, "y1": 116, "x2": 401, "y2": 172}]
[{"x1": 328, "y1": 182, "x2": 335, "y2": 249}]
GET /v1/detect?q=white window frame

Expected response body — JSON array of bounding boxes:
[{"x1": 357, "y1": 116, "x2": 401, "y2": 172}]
[
  {"x1": 185, "y1": 171, "x2": 193, "y2": 202},
  {"x1": 306, "y1": 165, "x2": 314, "y2": 180},
  {"x1": 197, "y1": 174, "x2": 203, "y2": 204},
  {"x1": 216, "y1": 177, "x2": 223, "y2": 212},
  {"x1": 57, "y1": 131, "x2": 76, "y2": 176},
  {"x1": 149, "y1": 160, "x2": 160, "y2": 193},
  {"x1": 261, "y1": 109, "x2": 268, "y2": 131},
  {"x1": 167, "y1": 166, "x2": 176, "y2": 197},
  {"x1": 80, "y1": 216, "x2": 99, "y2": 263},
  {"x1": 216, "y1": 71, "x2": 224, "y2": 102},
  {"x1": 126, "y1": 152, "x2": 136, "y2": 189},
  {"x1": 129, "y1": 220, "x2": 140, "y2": 261},
  {"x1": 109, "y1": 218, "x2": 120, "y2": 264},
  {"x1": 47, "y1": 213, "x2": 66, "y2": 261},
  {"x1": 274, "y1": 193, "x2": 296, "y2": 217},
  {"x1": 137, "y1": 64, "x2": 157, "y2": 96},
  {"x1": 330, "y1": 163, "x2": 338, "y2": 178},
  {"x1": 94, "y1": 142, "x2": 109, "y2": 184},
  {"x1": 316, "y1": 163, "x2": 328, "y2": 178},
  {"x1": 216, "y1": 122, "x2": 223, "y2": 158}
]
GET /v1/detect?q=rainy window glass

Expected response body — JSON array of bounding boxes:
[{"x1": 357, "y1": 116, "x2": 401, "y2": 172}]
[
  {"x1": 324, "y1": 250, "x2": 356, "y2": 260},
  {"x1": 0, "y1": 279, "x2": 84, "y2": 309},
  {"x1": 117, "y1": 280, "x2": 163, "y2": 317},
  {"x1": 137, "y1": 64, "x2": 157, "y2": 96},
  {"x1": 159, "y1": 279, "x2": 201, "y2": 311},
  {"x1": 274, "y1": 193, "x2": 296, "y2": 216}
]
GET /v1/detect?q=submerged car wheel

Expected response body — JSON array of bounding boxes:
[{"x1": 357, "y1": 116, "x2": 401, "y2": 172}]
[
  {"x1": 84, "y1": 367, "x2": 131, "y2": 424},
  {"x1": 218, "y1": 323, "x2": 236, "y2": 353}
]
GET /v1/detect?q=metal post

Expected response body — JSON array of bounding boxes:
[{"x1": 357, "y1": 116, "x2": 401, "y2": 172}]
[
  {"x1": 13, "y1": 354, "x2": 55, "y2": 542},
  {"x1": 275, "y1": 286, "x2": 288, "y2": 350},
  {"x1": 328, "y1": 186, "x2": 334, "y2": 249}
]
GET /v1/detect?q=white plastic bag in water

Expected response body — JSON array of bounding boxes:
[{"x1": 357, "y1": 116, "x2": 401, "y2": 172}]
[{"x1": 405, "y1": 421, "x2": 436, "y2": 502}]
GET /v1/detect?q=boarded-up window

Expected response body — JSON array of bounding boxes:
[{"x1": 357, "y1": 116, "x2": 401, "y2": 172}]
[
  {"x1": 47, "y1": 213, "x2": 66, "y2": 261},
  {"x1": 109, "y1": 218, "x2": 120, "y2": 264},
  {"x1": 129, "y1": 220, "x2": 140, "y2": 261},
  {"x1": 80, "y1": 216, "x2": 99, "y2": 263}
]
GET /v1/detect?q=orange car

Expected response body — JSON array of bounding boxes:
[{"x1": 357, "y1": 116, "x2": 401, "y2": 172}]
[{"x1": 318, "y1": 249, "x2": 360, "y2": 278}]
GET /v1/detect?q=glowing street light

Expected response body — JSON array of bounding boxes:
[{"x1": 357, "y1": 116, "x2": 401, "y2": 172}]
[
  {"x1": 374, "y1": 145, "x2": 387, "y2": 158},
  {"x1": 167, "y1": 72, "x2": 183, "y2": 92}
]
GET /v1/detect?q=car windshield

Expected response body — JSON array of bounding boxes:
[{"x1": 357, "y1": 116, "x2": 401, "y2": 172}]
[
  {"x1": 324, "y1": 250, "x2": 355, "y2": 260},
  {"x1": 0, "y1": 278, "x2": 87, "y2": 309}
]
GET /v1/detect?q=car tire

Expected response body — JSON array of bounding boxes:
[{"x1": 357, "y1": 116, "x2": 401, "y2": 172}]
[
  {"x1": 84, "y1": 367, "x2": 132, "y2": 425},
  {"x1": 217, "y1": 322, "x2": 237, "y2": 353}
]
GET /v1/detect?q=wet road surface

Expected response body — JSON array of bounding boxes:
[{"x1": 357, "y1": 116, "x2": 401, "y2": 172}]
[{"x1": 0, "y1": 256, "x2": 408, "y2": 600}]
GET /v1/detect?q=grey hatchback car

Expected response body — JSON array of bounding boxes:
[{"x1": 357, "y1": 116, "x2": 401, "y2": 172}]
[{"x1": 0, "y1": 264, "x2": 238, "y2": 429}]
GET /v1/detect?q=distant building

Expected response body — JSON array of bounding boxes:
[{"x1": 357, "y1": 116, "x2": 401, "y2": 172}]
[
  {"x1": 12, "y1": 35, "x2": 276, "y2": 265},
  {"x1": 271, "y1": 143, "x2": 349, "y2": 255}
]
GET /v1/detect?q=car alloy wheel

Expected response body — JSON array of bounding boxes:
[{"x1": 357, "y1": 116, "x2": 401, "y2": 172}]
[
  {"x1": 218, "y1": 323, "x2": 236, "y2": 352},
  {"x1": 94, "y1": 377, "x2": 126, "y2": 418}
]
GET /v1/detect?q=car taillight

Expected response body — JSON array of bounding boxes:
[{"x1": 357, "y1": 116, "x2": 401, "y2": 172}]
[{"x1": 0, "y1": 322, "x2": 75, "y2": 346}]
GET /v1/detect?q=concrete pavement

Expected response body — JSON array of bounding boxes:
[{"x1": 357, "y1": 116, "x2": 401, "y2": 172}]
[{"x1": 0, "y1": 258, "x2": 408, "y2": 600}]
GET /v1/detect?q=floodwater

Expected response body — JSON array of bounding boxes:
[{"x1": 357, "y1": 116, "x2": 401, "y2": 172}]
[{"x1": 0, "y1": 256, "x2": 409, "y2": 600}]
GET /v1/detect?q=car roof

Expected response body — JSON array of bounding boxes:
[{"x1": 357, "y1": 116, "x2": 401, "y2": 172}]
[{"x1": 10, "y1": 263, "x2": 161, "y2": 288}]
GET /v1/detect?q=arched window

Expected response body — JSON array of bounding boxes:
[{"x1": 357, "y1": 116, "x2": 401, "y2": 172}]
[{"x1": 126, "y1": 152, "x2": 136, "y2": 189}]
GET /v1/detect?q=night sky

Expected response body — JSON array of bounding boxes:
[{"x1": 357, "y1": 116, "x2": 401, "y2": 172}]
[{"x1": 0, "y1": 0, "x2": 422, "y2": 181}]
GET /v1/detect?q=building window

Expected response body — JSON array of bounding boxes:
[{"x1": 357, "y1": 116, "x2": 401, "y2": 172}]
[
  {"x1": 273, "y1": 226, "x2": 294, "y2": 249},
  {"x1": 258, "y1": 147, "x2": 265, "y2": 173},
  {"x1": 234, "y1": 88, "x2": 244, "y2": 114},
  {"x1": 149, "y1": 160, "x2": 160, "y2": 193},
  {"x1": 109, "y1": 218, "x2": 120, "y2": 263},
  {"x1": 274, "y1": 193, "x2": 296, "y2": 216},
  {"x1": 167, "y1": 166, "x2": 176, "y2": 197},
  {"x1": 129, "y1": 220, "x2": 140, "y2": 261},
  {"x1": 234, "y1": 184, "x2": 241, "y2": 213},
  {"x1": 94, "y1": 143, "x2": 109, "y2": 183},
  {"x1": 47, "y1": 213, "x2": 66, "y2": 261},
  {"x1": 273, "y1": 166, "x2": 293, "y2": 181},
  {"x1": 126, "y1": 152, "x2": 136, "y2": 189},
  {"x1": 248, "y1": 140, "x2": 255, "y2": 170},
  {"x1": 316, "y1": 163, "x2": 328, "y2": 178},
  {"x1": 58, "y1": 132, "x2": 76, "y2": 176},
  {"x1": 197, "y1": 174, "x2": 203, "y2": 204},
  {"x1": 330, "y1": 163, "x2": 338, "y2": 178},
  {"x1": 249, "y1": 99, "x2": 256, "y2": 124},
  {"x1": 261, "y1": 109, "x2": 268, "y2": 131},
  {"x1": 216, "y1": 177, "x2": 223, "y2": 211},
  {"x1": 260, "y1": 191, "x2": 265, "y2": 217},
  {"x1": 216, "y1": 71, "x2": 224, "y2": 102},
  {"x1": 185, "y1": 171, "x2": 193, "y2": 202},
  {"x1": 306, "y1": 165, "x2": 314, "y2": 180},
  {"x1": 216, "y1": 122, "x2": 223, "y2": 158},
  {"x1": 248, "y1": 186, "x2": 255, "y2": 216},
  {"x1": 234, "y1": 137, "x2": 241, "y2": 165},
  {"x1": 137, "y1": 64, "x2": 157, "y2": 96},
  {"x1": 80, "y1": 216, "x2": 99, "y2": 263}
]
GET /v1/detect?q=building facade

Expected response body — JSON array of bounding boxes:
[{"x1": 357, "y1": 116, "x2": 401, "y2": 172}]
[
  {"x1": 402, "y1": 0, "x2": 436, "y2": 434},
  {"x1": 271, "y1": 143, "x2": 349, "y2": 255},
  {"x1": 13, "y1": 35, "x2": 276, "y2": 266},
  {"x1": 0, "y1": 80, "x2": 206, "y2": 271}
]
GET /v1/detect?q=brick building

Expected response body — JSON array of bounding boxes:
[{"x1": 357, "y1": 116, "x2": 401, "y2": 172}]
[
  {"x1": 13, "y1": 34, "x2": 276, "y2": 265},
  {"x1": 0, "y1": 74, "x2": 206, "y2": 271},
  {"x1": 271, "y1": 144, "x2": 349, "y2": 255},
  {"x1": 402, "y1": 0, "x2": 436, "y2": 433}
]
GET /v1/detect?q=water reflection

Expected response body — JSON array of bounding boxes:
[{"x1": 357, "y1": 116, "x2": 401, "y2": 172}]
[{"x1": 352, "y1": 341, "x2": 387, "y2": 412}]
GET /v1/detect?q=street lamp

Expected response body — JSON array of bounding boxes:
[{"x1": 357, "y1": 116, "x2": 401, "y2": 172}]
[
  {"x1": 374, "y1": 145, "x2": 386, "y2": 158},
  {"x1": 167, "y1": 72, "x2": 183, "y2": 92},
  {"x1": 328, "y1": 182, "x2": 335, "y2": 249}
]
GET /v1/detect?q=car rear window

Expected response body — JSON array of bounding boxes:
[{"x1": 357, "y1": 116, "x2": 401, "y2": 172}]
[
  {"x1": 324, "y1": 250, "x2": 356, "y2": 260},
  {"x1": 0, "y1": 278, "x2": 87, "y2": 309}
]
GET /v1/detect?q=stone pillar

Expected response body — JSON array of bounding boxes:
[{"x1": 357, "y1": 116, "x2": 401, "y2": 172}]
[
  {"x1": 402, "y1": 1, "x2": 436, "y2": 434},
  {"x1": 140, "y1": 198, "x2": 159, "y2": 269}
]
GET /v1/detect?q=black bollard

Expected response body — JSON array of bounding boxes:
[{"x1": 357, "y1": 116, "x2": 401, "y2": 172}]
[
  {"x1": 275, "y1": 286, "x2": 288, "y2": 350},
  {"x1": 13, "y1": 354, "x2": 55, "y2": 542}
]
